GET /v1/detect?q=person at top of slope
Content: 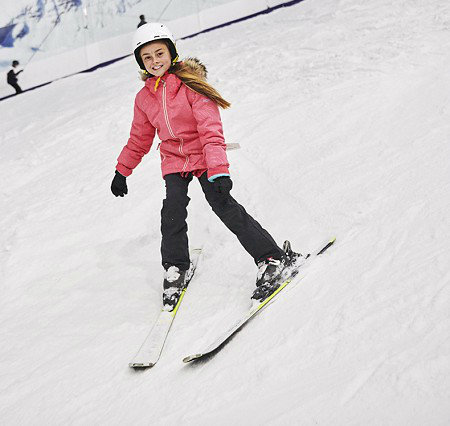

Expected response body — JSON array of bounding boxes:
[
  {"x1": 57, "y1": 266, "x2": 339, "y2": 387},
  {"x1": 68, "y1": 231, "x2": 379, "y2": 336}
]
[
  {"x1": 137, "y1": 14, "x2": 147, "y2": 28},
  {"x1": 111, "y1": 23, "x2": 303, "y2": 309},
  {"x1": 7, "y1": 60, "x2": 23, "y2": 94}
]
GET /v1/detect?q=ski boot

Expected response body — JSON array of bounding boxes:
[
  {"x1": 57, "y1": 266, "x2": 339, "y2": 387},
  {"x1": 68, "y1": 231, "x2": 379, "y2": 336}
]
[
  {"x1": 162, "y1": 263, "x2": 194, "y2": 311},
  {"x1": 251, "y1": 241, "x2": 307, "y2": 303}
]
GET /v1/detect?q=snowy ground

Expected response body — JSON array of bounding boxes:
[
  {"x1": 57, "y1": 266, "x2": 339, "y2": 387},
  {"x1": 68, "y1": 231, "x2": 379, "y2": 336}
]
[{"x1": 1, "y1": 0, "x2": 450, "y2": 424}]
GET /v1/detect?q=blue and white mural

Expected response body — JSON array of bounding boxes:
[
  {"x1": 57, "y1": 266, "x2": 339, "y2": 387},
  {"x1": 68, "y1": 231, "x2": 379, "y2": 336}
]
[{"x1": 0, "y1": 0, "x2": 234, "y2": 71}]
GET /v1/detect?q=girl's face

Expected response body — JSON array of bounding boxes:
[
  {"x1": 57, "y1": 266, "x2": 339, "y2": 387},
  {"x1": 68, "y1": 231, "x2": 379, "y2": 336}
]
[{"x1": 140, "y1": 41, "x2": 172, "y2": 77}]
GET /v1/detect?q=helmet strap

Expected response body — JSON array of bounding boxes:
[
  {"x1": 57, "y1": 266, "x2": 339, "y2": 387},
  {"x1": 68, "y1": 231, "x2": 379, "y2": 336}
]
[{"x1": 154, "y1": 76, "x2": 161, "y2": 91}]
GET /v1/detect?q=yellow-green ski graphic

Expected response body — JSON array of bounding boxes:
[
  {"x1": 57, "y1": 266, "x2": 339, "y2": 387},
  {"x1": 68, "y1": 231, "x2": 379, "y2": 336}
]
[{"x1": 183, "y1": 238, "x2": 336, "y2": 363}]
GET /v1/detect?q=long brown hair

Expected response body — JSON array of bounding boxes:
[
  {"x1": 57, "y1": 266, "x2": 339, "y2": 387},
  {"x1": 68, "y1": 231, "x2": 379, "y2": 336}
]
[{"x1": 140, "y1": 57, "x2": 231, "y2": 109}]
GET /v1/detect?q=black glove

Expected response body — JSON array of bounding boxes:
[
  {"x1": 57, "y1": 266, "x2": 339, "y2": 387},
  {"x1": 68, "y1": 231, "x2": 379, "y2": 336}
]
[
  {"x1": 212, "y1": 176, "x2": 233, "y2": 194},
  {"x1": 111, "y1": 171, "x2": 128, "y2": 197}
]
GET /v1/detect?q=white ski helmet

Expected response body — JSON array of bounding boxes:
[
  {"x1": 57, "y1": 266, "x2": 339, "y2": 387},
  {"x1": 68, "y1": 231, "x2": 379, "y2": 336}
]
[{"x1": 132, "y1": 22, "x2": 178, "y2": 71}]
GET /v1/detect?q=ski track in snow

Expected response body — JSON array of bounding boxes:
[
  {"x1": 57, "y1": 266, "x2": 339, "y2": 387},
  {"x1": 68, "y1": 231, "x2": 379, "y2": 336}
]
[{"x1": 1, "y1": 0, "x2": 450, "y2": 424}]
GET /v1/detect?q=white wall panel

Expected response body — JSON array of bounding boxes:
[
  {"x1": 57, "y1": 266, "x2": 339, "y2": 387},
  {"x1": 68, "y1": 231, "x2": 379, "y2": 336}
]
[
  {"x1": 169, "y1": 15, "x2": 202, "y2": 40},
  {"x1": 20, "y1": 46, "x2": 88, "y2": 89},
  {"x1": 265, "y1": 0, "x2": 294, "y2": 7},
  {"x1": 199, "y1": 0, "x2": 268, "y2": 31}
]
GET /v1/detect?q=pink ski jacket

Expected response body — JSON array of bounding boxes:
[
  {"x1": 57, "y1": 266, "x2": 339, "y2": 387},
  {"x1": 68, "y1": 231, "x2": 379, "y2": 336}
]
[{"x1": 115, "y1": 61, "x2": 229, "y2": 180}]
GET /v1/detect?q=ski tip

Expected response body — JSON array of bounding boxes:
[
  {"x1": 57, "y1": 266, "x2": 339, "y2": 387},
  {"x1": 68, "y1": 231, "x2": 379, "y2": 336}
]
[
  {"x1": 129, "y1": 362, "x2": 155, "y2": 369},
  {"x1": 316, "y1": 237, "x2": 337, "y2": 256},
  {"x1": 183, "y1": 354, "x2": 203, "y2": 363}
]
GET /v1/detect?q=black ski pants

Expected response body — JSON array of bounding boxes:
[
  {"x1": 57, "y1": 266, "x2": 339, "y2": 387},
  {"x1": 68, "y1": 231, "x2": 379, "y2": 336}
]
[
  {"x1": 161, "y1": 172, "x2": 283, "y2": 270},
  {"x1": 8, "y1": 82, "x2": 22, "y2": 94}
]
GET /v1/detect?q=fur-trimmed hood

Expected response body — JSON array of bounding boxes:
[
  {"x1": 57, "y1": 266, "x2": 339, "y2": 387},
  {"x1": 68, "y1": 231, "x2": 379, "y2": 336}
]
[{"x1": 179, "y1": 57, "x2": 207, "y2": 80}]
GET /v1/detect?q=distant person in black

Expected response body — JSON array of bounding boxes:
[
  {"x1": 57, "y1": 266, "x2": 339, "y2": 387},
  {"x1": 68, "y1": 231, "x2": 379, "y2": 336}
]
[
  {"x1": 7, "y1": 60, "x2": 23, "y2": 94},
  {"x1": 137, "y1": 15, "x2": 147, "y2": 28}
]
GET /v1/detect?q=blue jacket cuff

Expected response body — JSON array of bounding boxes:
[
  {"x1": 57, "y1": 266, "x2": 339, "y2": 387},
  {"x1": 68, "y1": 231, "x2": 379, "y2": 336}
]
[{"x1": 208, "y1": 173, "x2": 230, "y2": 183}]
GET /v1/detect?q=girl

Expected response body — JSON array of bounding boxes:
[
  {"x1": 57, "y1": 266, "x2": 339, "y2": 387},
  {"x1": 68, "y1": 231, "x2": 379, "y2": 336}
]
[{"x1": 111, "y1": 23, "x2": 301, "y2": 309}]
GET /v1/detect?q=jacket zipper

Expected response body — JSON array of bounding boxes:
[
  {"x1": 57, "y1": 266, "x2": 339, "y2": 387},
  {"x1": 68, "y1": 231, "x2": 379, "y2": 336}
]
[{"x1": 162, "y1": 80, "x2": 189, "y2": 172}]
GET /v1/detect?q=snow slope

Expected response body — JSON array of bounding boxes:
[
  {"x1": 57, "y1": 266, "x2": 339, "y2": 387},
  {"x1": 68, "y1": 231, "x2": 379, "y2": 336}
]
[{"x1": 1, "y1": 0, "x2": 450, "y2": 424}]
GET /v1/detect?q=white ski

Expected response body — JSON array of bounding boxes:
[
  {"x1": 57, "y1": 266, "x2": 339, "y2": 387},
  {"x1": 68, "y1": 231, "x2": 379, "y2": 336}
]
[
  {"x1": 129, "y1": 248, "x2": 202, "y2": 369},
  {"x1": 183, "y1": 238, "x2": 336, "y2": 363}
]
